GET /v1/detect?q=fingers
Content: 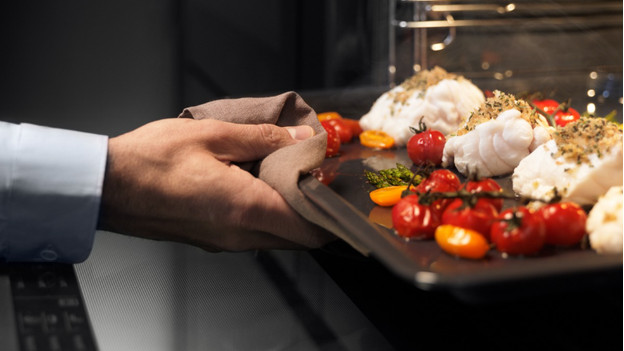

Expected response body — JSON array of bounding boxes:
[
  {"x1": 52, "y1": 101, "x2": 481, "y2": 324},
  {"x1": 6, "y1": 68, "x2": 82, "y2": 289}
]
[
  {"x1": 198, "y1": 120, "x2": 315, "y2": 162},
  {"x1": 229, "y1": 175, "x2": 336, "y2": 249}
]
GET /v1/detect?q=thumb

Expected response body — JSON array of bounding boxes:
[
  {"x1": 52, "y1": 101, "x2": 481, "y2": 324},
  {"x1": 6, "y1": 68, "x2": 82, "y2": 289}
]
[{"x1": 212, "y1": 123, "x2": 315, "y2": 162}]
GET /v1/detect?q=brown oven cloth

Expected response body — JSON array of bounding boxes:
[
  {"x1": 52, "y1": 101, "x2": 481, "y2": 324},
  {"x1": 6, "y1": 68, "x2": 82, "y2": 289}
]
[{"x1": 178, "y1": 91, "x2": 370, "y2": 255}]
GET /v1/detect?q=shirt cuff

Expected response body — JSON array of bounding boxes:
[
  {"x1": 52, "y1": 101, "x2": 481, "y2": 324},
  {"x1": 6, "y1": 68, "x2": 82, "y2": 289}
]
[{"x1": 0, "y1": 122, "x2": 108, "y2": 263}]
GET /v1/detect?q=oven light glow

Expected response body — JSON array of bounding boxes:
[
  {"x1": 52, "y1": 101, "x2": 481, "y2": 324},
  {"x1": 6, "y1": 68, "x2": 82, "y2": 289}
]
[
  {"x1": 431, "y1": 43, "x2": 446, "y2": 51},
  {"x1": 587, "y1": 103, "x2": 596, "y2": 114},
  {"x1": 506, "y1": 3, "x2": 516, "y2": 12},
  {"x1": 587, "y1": 89, "x2": 596, "y2": 97}
]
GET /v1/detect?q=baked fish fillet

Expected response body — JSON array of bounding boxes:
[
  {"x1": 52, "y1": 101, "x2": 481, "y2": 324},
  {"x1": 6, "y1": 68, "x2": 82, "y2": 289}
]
[
  {"x1": 359, "y1": 66, "x2": 484, "y2": 146},
  {"x1": 512, "y1": 117, "x2": 623, "y2": 205},
  {"x1": 442, "y1": 91, "x2": 552, "y2": 178}
]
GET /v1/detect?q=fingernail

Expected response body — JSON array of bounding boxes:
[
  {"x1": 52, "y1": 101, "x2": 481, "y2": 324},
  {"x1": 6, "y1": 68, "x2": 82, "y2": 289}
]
[{"x1": 286, "y1": 125, "x2": 315, "y2": 141}]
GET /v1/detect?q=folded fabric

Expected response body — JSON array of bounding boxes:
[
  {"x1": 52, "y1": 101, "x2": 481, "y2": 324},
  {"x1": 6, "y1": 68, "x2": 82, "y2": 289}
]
[{"x1": 178, "y1": 91, "x2": 369, "y2": 255}]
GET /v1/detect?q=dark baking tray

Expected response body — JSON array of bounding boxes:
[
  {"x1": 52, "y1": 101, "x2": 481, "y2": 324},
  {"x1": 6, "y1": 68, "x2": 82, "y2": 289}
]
[{"x1": 299, "y1": 142, "x2": 623, "y2": 303}]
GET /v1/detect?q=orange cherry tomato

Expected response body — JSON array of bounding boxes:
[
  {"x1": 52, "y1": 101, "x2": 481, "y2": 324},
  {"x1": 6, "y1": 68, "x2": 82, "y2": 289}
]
[
  {"x1": 369, "y1": 185, "x2": 411, "y2": 207},
  {"x1": 435, "y1": 225, "x2": 490, "y2": 259},
  {"x1": 317, "y1": 111, "x2": 343, "y2": 121},
  {"x1": 359, "y1": 130, "x2": 395, "y2": 149}
]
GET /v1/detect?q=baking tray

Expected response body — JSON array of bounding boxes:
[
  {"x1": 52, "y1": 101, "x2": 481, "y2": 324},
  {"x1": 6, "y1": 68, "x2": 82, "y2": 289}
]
[{"x1": 299, "y1": 142, "x2": 623, "y2": 303}]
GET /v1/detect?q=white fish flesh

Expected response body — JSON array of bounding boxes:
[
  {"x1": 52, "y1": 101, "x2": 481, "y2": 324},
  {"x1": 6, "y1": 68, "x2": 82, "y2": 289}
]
[
  {"x1": 442, "y1": 91, "x2": 552, "y2": 178},
  {"x1": 512, "y1": 118, "x2": 623, "y2": 205},
  {"x1": 359, "y1": 67, "x2": 484, "y2": 146}
]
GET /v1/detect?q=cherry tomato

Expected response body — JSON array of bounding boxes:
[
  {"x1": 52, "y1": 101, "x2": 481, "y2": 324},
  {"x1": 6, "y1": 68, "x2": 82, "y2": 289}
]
[
  {"x1": 532, "y1": 99, "x2": 581, "y2": 127},
  {"x1": 416, "y1": 169, "x2": 461, "y2": 193},
  {"x1": 320, "y1": 120, "x2": 340, "y2": 157},
  {"x1": 490, "y1": 207, "x2": 546, "y2": 256},
  {"x1": 464, "y1": 178, "x2": 504, "y2": 212},
  {"x1": 392, "y1": 194, "x2": 441, "y2": 239},
  {"x1": 536, "y1": 202, "x2": 587, "y2": 246},
  {"x1": 317, "y1": 111, "x2": 342, "y2": 121},
  {"x1": 415, "y1": 169, "x2": 462, "y2": 214},
  {"x1": 532, "y1": 99, "x2": 560, "y2": 114},
  {"x1": 369, "y1": 185, "x2": 410, "y2": 207},
  {"x1": 407, "y1": 129, "x2": 446, "y2": 166},
  {"x1": 435, "y1": 225, "x2": 490, "y2": 259},
  {"x1": 359, "y1": 130, "x2": 395, "y2": 149},
  {"x1": 341, "y1": 118, "x2": 363, "y2": 137},
  {"x1": 324, "y1": 118, "x2": 353, "y2": 143},
  {"x1": 441, "y1": 198, "x2": 498, "y2": 240},
  {"x1": 553, "y1": 108, "x2": 581, "y2": 127}
]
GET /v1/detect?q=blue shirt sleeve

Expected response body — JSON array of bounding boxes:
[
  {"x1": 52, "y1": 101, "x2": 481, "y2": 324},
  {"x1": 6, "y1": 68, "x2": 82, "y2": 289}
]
[{"x1": 0, "y1": 122, "x2": 108, "y2": 263}]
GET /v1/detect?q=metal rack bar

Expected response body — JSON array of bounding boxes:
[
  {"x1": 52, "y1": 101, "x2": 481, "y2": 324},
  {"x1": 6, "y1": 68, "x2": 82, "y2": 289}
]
[
  {"x1": 387, "y1": 0, "x2": 623, "y2": 84},
  {"x1": 393, "y1": 14, "x2": 623, "y2": 29}
]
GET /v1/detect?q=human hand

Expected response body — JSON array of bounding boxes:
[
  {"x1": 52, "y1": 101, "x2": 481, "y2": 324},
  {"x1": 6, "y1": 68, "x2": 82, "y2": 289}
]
[{"x1": 97, "y1": 118, "x2": 335, "y2": 251}]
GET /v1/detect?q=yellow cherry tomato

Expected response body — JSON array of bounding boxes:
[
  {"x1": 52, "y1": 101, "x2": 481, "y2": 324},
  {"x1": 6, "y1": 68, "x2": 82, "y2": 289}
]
[
  {"x1": 317, "y1": 111, "x2": 343, "y2": 121},
  {"x1": 435, "y1": 225, "x2": 490, "y2": 260},
  {"x1": 369, "y1": 185, "x2": 410, "y2": 207},
  {"x1": 359, "y1": 130, "x2": 395, "y2": 149}
]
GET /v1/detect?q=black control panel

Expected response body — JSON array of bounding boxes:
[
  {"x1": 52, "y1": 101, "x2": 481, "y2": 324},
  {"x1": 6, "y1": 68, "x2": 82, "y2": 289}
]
[{"x1": 2, "y1": 263, "x2": 97, "y2": 351}]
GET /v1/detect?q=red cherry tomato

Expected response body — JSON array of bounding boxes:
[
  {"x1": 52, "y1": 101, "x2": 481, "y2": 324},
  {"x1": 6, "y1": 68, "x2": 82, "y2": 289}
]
[
  {"x1": 464, "y1": 178, "x2": 504, "y2": 212},
  {"x1": 442, "y1": 198, "x2": 498, "y2": 240},
  {"x1": 532, "y1": 99, "x2": 560, "y2": 114},
  {"x1": 553, "y1": 108, "x2": 581, "y2": 127},
  {"x1": 415, "y1": 169, "x2": 462, "y2": 214},
  {"x1": 324, "y1": 118, "x2": 353, "y2": 143},
  {"x1": 320, "y1": 120, "x2": 340, "y2": 157},
  {"x1": 407, "y1": 129, "x2": 446, "y2": 166},
  {"x1": 490, "y1": 207, "x2": 546, "y2": 256},
  {"x1": 532, "y1": 99, "x2": 581, "y2": 127},
  {"x1": 416, "y1": 169, "x2": 461, "y2": 193},
  {"x1": 341, "y1": 118, "x2": 363, "y2": 137},
  {"x1": 536, "y1": 202, "x2": 587, "y2": 246},
  {"x1": 392, "y1": 194, "x2": 441, "y2": 239}
]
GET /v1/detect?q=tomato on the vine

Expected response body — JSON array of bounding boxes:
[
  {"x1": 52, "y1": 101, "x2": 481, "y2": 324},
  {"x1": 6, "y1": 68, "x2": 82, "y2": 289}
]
[
  {"x1": 416, "y1": 169, "x2": 461, "y2": 193},
  {"x1": 490, "y1": 207, "x2": 546, "y2": 256},
  {"x1": 553, "y1": 108, "x2": 581, "y2": 127},
  {"x1": 320, "y1": 120, "x2": 340, "y2": 157},
  {"x1": 532, "y1": 99, "x2": 560, "y2": 114},
  {"x1": 532, "y1": 99, "x2": 581, "y2": 127},
  {"x1": 415, "y1": 169, "x2": 462, "y2": 214},
  {"x1": 441, "y1": 198, "x2": 498, "y2": 240},
  {"x1": 536, "y1": 202, "x2": 587, "y2": 246},
  {"x1": 407, "y1": 128, "x2": 446, "y2": 166},
  {"x1": 464, "y1": 178, "x2": 504, "y2": 212},
  {"x1": 325, "y1": 118, "x2": 353, "y2": 143},
  {"x1": 392, "y1": 194, "x2": 441, "y2": 239},
  {"x1": 435, "y1": 225, "x2": 490, "y2": 260}
]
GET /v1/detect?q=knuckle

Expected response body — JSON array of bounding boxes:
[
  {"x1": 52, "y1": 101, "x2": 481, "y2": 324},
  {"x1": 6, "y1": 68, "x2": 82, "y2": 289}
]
[{"x1": 257, "y1": 123, "x2": 285, "y2": 148}]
